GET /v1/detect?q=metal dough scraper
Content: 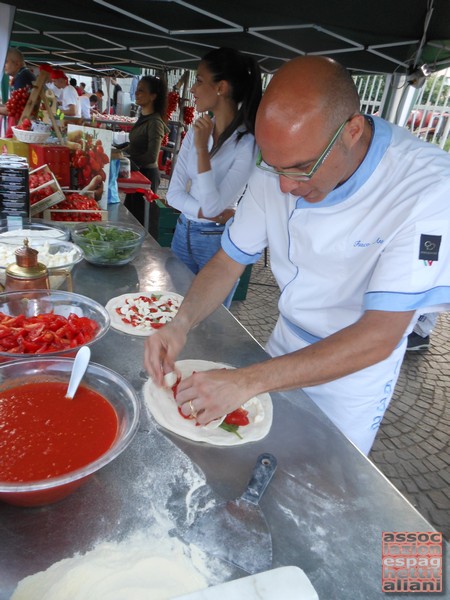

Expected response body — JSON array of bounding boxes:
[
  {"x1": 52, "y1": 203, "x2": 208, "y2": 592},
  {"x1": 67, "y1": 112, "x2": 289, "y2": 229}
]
[{"x1": 182, "y1": 453, "x2": 277, "y2": 575}]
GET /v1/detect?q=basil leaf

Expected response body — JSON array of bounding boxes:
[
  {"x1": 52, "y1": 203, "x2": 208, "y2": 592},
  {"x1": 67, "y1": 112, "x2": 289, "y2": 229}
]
[{"x1": 219, "y1": 422, "x2": 243, "y2": 439}]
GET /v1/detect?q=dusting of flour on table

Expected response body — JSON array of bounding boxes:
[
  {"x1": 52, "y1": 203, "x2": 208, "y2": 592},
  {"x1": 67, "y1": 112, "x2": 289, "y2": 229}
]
[
  {"x1": 11, "y1": 402, "x2": 237, "y2": 599},
  {"x1": 11, "y1": 530, "x2": 209, "y2": 600}
]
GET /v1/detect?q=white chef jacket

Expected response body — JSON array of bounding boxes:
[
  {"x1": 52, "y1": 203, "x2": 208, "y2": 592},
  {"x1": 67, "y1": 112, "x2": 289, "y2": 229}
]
[{"x1": 221, "y1": 116, "x2": 450, "y2": 453}]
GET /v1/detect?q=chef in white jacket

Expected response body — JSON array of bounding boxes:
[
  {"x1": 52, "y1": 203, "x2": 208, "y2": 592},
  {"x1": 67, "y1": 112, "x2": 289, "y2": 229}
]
[{"x1": 144, "y1": 56, "x2": 450, "y2": 455}]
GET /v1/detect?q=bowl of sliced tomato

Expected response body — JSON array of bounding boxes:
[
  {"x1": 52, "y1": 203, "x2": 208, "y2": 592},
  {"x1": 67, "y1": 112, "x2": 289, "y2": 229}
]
[
  {"x1": 0, "y1": 289, "x2": 110, "y2": 361},
  {"x1": 0, "y1": 357, "x2": 139, "y2": 506}
]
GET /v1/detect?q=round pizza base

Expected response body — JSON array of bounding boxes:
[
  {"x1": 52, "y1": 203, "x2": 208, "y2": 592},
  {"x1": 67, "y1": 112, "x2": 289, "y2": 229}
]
[
  {"x1": 105, "y1": 291, "x2": 184, "y2": 336},
  {"x1": 143, "y1": 359, "x2": 273, "y2": 446}
]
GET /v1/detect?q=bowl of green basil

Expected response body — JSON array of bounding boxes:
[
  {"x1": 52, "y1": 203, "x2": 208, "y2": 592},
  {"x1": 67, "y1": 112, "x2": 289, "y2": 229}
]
[{"x1": 72, "y1": 221, "x2": 146, "y2": 266}]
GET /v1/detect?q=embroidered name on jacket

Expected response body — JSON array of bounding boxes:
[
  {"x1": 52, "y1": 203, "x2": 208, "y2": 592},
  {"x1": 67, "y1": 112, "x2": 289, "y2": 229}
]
[
  {"x1": 419, "y1": 234, "x2": 441, "y2": 263},
  {"x1": 353, "y1": 238, "x2": 384, "y2": 248}
]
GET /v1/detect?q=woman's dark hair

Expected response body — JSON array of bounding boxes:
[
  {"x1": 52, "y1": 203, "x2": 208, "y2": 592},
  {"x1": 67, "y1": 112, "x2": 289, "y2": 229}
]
[
  {"x1": 201, "y1": 47, "x2": 262, "y2": 156},
  {"x1": 140, "y1": 75, "x2": 168, "y2": 121}
]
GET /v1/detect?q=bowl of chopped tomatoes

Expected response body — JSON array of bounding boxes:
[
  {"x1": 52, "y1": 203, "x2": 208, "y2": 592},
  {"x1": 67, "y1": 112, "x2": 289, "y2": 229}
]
[
  {"x1": 0, "y1": 356, "x2": 140, "y2": 506},
  {"x1": 0, "y1": 289, "x2": 110, "y2": 360}
]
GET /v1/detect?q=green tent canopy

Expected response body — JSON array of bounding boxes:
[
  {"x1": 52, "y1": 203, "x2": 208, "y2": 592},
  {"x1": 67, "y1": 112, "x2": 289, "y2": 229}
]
[{"x1": 4, "y1": 0, "x2": 450, "y2": 76}]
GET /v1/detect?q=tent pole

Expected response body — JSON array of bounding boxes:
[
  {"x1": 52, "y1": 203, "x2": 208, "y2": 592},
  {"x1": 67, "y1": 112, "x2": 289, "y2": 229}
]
[{"x1": 171, "y1": 70, "x2": 189, "y2": 174}]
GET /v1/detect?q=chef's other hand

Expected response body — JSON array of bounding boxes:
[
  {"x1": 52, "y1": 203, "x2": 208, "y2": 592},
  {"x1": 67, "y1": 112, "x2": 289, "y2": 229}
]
[
  {"x1": 144, "y1": 321, "x2": 187, "y2": 387},
  {"x1": 176, "y1": 368, "x2": 250, "y2": 425}
]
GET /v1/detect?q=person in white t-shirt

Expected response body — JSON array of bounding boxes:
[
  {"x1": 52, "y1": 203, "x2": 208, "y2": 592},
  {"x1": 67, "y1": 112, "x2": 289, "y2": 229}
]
[
  {"x1": 51, "y1": 70, "x2": 80, "y2": 117},
  {"x1": 144, "y1": 56, "x2": 450, "y2": 455},
  {"x1": 78, "y1": 94, "x2": 98, "y2": 120}
]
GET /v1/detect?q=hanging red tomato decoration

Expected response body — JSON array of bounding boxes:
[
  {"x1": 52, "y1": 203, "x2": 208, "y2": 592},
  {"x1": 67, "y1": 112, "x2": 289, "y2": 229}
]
[
  {"x1": 183, "y1": 105, "x2": 195, "y2": 125},
  {"x1": 166, "y1": 91, "x2": 180, "y2": 120},
  {"x1": 6, "y1": 87, "x2": 31, "y2": 119}
]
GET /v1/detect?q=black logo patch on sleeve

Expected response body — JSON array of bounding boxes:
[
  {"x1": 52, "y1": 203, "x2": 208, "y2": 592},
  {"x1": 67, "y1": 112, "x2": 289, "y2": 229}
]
[{"x1": 419, "y1": 234, "x2": 441, "y2": 261}]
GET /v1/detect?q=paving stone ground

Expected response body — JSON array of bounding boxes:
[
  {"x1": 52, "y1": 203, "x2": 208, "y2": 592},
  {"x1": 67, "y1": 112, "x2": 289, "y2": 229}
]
[{"x1": 229, "y1": 254, "x2": 450, "y2": 541}]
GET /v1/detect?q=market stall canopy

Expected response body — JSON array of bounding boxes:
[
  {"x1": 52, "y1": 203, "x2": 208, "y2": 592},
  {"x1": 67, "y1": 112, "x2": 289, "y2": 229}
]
[{"x1": 4, "y1": 0, "x2": 450, "y2": 76}]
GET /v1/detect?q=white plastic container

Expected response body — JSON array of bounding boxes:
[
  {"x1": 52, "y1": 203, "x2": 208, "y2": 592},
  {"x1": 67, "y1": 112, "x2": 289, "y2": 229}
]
[{"x1": 119, "y1": 157, "x2": 131, "y2": 178}]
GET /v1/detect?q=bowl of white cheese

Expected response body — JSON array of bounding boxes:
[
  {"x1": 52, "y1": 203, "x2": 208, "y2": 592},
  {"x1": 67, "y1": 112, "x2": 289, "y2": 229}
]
[
  {"x1": 0, "y1": 240, "x2": 84, "y2": 289},
  {"x1": 0, "y1": 221, "x2": 69, "y2": 245}
]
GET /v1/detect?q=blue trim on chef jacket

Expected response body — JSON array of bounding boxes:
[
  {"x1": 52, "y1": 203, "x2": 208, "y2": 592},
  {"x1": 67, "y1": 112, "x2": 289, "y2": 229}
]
[
  {"x1": 282, "y1": 316, "x2": 323, "y2": 344},
  {"x1": 364, "y1": 286, "x2": 450, "y2": 311},
  {"x1": 221, "y1": 220, "x2": 262, "y2": 265},
  {"x1": 295, "y1": 116, "x2": 392, "y2": 210}
]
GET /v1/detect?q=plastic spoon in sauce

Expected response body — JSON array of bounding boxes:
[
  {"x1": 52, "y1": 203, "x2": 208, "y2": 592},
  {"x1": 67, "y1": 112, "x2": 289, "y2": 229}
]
[{"x1": 66, "y1": 346, "x2": 91, "y2": 399}]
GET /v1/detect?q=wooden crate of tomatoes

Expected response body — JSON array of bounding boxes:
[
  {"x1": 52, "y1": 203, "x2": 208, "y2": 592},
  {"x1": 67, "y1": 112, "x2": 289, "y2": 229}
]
[
  {"x1": 29, "y1": 164, "x2": 65, "y2": 217},
  {"x1": 43, "y1": 191, "x2": 107, "y2": 224}
]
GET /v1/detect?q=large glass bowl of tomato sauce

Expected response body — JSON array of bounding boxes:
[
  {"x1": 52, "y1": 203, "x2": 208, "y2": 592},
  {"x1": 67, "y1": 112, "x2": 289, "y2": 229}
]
[
  {"x1": 0, "y1": 357, "x2": 140, "y2": 506},
  {"x1": 0, "y1": 289, "x2": 110, "y2": 361}
]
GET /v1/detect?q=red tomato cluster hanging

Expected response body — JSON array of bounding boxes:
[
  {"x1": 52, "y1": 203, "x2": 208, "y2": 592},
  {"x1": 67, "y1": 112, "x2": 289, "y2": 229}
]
[
  {"x1": 6, "y1": 87, "x2": 31, "y2": 119},
  {"x1": 166, "y1": 91, "x2": 179, "y2": 120},
  {"x1": 50, "y1": 193, "x2": 103, "y2": 222},
  {"x1": 161, "y1": 133, "x2": 169, "y2": 147},
  {"x1": 183, "y1": 106, "x2": 195, "y2": 125},
  {"x1": 164, "y1": 159, "x2": 172, "y2": 177},
  {"x1": 71, "y1": 135, "x2": 110, "y2": 189}
]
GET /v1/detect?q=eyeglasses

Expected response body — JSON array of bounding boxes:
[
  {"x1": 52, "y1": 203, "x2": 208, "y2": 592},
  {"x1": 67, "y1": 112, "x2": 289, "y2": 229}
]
[{"x1": 256, "y1": 118, "x2": 351, "y2": 181}]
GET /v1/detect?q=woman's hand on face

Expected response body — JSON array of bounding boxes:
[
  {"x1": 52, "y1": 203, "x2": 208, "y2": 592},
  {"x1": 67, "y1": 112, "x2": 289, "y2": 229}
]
[{"x1": 193, "y1": 114, "x2": 213, "y2": 152}]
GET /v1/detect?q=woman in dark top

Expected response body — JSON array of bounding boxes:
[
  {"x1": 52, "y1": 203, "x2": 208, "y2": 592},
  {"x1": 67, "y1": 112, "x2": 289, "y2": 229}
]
[{"x1": 123, "y1": 75, "x2": 168, "y2": 229}]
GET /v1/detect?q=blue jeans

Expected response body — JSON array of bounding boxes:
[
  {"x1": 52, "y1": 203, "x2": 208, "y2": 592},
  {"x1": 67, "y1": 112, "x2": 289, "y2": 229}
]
[{"x1": 171, "y1": 214, "x2": 238, "y2": 308}]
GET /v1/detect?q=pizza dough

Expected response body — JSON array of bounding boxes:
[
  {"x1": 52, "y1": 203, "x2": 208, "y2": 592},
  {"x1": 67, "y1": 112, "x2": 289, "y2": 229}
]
[
  {"x1": 105, "y1": 291, "x2": 183, "y2": 336},
  {"x1": 10, "y1": 531, "x2": 209, "y2": 600},
  {"x1": 143, "y1": 360, "x2": 273, "y2": 446}
]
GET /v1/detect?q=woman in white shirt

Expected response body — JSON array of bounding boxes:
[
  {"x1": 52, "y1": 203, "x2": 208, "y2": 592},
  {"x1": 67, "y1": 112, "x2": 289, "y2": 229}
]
[{"x1": 167, "y1": 47, "x2": 262, "y2": 307}]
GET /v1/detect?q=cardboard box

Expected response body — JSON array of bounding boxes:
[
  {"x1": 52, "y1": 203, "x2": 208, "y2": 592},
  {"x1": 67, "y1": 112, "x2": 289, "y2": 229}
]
[
  {"x1": 29, "y1": 144, "x2": 71, "y2": 187},
  {"x1": 0, "y1": 160, "x2": 29, "y2": 219},
  {"x1": 0, "y1": 138, "x2": 30, "y2": 160}
]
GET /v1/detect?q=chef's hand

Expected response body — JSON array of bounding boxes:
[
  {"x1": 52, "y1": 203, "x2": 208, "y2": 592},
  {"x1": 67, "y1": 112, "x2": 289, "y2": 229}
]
[
  {"x1": 193, "y1": 114, "x2": 213, "y2": 152},
  {"x1": 176, "y1": 368, "x2": 251, "y2": 425},
  {"x1": 144, "y1": 321, "x2": 188, "y2": 387}
]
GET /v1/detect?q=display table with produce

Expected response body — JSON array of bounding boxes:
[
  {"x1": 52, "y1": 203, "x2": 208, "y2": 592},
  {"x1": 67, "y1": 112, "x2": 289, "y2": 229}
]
[{"x1": 0, "y1": 204, "x2": 447, "y2": 599}]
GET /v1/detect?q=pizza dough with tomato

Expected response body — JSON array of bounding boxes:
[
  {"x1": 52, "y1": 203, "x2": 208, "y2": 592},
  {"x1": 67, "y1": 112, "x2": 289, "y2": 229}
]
[
  {"x1": 105, "y1": 291, "x2": 183, "y2": 336},
  {"x1": 143, "y1": 360, "x2": 273, "y2": 446}
]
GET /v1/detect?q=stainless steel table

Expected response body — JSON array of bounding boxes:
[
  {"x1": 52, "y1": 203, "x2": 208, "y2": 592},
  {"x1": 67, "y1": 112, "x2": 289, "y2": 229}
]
[{"x1": 1, "y1": 205, "x2": 448, "y2": 599}]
